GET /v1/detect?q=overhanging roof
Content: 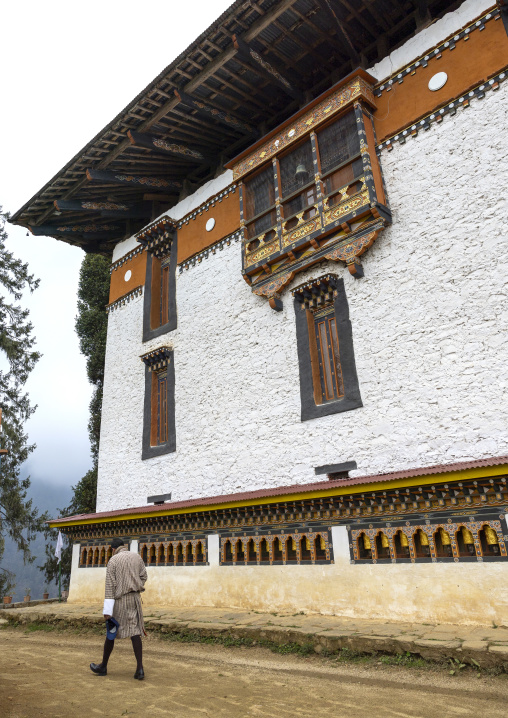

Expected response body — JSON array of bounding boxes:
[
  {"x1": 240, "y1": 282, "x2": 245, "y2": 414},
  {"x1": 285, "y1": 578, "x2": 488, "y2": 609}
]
[
  {"x1": 11, "y1": 0, "x2": 461, "y2": 254},
  {"x1": 48, "y1": 454, "x2": 508, "y2": 527}
]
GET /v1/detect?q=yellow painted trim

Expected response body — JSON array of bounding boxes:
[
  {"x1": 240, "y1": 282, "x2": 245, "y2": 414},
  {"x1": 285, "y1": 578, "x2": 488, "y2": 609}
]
[{"x1": 48, "y1": 464, "x2": 508, "y2": 529}]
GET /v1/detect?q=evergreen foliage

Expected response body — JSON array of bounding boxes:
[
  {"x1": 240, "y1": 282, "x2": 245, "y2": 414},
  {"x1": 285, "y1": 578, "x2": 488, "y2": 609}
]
[
  {"x1": 40, "y1": 254, "x2": 110, "y2": 587},
  {"x1": 0, "y1": 207, "x2": 46, "y2": 597}
]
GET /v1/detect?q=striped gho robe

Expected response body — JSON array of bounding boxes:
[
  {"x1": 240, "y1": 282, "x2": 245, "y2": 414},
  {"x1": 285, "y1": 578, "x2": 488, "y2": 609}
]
[{"x1": 103, "y1": 546, "x2": 147, "y2": 639}]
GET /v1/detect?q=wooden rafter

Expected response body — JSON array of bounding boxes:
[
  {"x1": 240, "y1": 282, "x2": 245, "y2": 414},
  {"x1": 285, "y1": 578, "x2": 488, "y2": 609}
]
[
  {"x1": 232, "y1": 34, "x2": 303, "y2": 103},
  {"x1": 86, "y1": 169, "x2": 181, "y2": 191},
  {"x1": 127, "y1": 131, "x2": 206, "y2": 162},
  {"x1": 314, "y1": 0, "x2": 361, "y2": 64}
]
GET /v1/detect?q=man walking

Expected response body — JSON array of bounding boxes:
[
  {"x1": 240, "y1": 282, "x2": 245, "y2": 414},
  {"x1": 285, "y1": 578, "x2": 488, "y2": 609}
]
[{"x1": 90, "y1": 538, "x2": 147, "y2": 679}]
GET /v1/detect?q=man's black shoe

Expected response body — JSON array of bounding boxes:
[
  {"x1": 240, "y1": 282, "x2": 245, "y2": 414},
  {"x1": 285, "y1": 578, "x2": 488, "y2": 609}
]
[
  {"x1": 134, "y1": 668, "x2": 145, "y2": 680},
  {"x1": 90, "y1": 662, "x2": 107, "y2": 676}
]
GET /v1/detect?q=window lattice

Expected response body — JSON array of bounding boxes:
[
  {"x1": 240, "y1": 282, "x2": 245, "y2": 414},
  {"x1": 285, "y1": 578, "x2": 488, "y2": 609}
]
[
  {"x1": 279, "y1": 140, "x2": 313, "y2": 199},
  {"x1": 244, "y1": 165, "x2": 275, "y2": 220},
  {"x1": 317, "y1": 112, "x2": 360, "y2": 175}
]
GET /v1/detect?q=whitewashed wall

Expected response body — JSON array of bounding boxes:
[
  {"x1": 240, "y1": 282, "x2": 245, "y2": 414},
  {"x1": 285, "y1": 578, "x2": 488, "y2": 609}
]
[{"x1": 97, "y1": 75, "x2": 508, "y2": 512}]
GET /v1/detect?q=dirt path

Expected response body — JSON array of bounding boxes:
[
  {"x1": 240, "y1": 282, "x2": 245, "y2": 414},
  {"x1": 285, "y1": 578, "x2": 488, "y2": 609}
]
[{"x1": 1, "y1": 626, "x2": 508, "y2": 717}]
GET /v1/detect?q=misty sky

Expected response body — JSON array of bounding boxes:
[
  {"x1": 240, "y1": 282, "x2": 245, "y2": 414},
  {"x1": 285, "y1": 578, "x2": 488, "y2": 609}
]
[{"x1": 1, "y1": 0, "x2": 232, "y2": 495}]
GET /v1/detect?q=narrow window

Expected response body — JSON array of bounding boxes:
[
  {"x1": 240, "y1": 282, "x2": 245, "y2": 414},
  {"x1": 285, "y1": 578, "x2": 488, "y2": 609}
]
[
  {"x1": 314, "y1": 307, "x2": 344, "y2": 403},
  {"x1": 141, "y1": 228, "x2": 177, "y2": 342},
  {"x1": 142, "y1": 347, "x2": 176, "y2": 459},
  {"x1": 294, "y1": 275, "x2": 362, "y2": 421}
]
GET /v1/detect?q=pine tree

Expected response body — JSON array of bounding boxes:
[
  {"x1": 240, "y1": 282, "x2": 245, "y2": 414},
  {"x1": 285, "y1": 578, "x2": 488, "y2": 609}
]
[
  {"x1": 41, "y1": 254, "x2": 110, "y2": 587},
  {"x1": 0, "y1": 207, "x2": 46, "y2": 597}
]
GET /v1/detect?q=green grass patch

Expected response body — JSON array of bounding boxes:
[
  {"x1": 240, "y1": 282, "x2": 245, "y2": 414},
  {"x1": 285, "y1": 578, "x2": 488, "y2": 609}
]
[{"x1": 24, "y1": 622, "x2": 57, "y2": 633}]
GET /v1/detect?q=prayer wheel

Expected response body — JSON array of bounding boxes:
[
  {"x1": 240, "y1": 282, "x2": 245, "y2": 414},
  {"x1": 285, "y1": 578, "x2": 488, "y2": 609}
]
[
  {"x1": 461, "y1": 526, "x2": 474, "y2": 544},
  {"x1": 320, "y1": 536, "x2": 326, "y2": 551},
  {"x1": 439, "y1": 528, "x2": 451, "y2": 545},
  {"x1": 277, "y1": 538, "x2": 283, "y2": 551},
  {"x1": 484, "y1": 526, "x2": 499, "y2": 545},
  {"x1": 380, "y1": 532, "x2": 389, "y2": 549},
  {"x1": 363, "y1": 533, "x2": 371, "y2": 550},
  {"x1": 400, "y1": 532, "x2": 409, "y2": 547},
  {"x1": 305, "y1": 537, "x2": 311, "y2": 551},
  {"x1": 418, "y1": 529, "x2": 429, "y2": 546}
]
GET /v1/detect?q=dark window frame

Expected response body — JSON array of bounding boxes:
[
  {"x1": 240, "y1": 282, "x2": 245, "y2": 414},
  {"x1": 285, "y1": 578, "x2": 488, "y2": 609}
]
[
  {"x1": 294, "y1": 277, "x2": 362, "y2": 421},
  {"x1": 142, "y1": 350, "x2": 176, "y2": 459},
  {"x1": 142, "y1": 235, "x2": 178, "y2": 342}
]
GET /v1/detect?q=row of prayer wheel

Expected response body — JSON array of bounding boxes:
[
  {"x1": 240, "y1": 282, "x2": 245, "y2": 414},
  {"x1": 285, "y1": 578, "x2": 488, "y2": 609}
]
[{"x1": 360, "y1": 525, "x2": 500, "y2": 557}]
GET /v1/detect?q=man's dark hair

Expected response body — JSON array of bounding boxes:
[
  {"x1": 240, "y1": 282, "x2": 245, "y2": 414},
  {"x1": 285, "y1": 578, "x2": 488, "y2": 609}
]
[{"x1": 111, "y1": 538, "x2": 125, "y2": 549}]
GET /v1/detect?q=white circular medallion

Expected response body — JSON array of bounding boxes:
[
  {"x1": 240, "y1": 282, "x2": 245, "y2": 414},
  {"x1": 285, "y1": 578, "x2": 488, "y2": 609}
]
[
  {"x1": 205, "y1": 217, "x2": 215, "y2": 232},
  {"x1": 124, "y1": 269, "x2": 132, "y2": 282},
  {"x1": 288, "y1": 128, "x2": 296, "y2": 138},
  {"x1": 428, "y1": 72, "x2": 448, "y2": 91}
]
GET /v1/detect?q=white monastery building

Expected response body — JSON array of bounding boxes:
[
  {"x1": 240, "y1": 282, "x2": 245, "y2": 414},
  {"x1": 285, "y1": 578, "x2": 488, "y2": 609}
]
[{"x1": 11, "y1": 0, "x2": 508, "y2": 625}]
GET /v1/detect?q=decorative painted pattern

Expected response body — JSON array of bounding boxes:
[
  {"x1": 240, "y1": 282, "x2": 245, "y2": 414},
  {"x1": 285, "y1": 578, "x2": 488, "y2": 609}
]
[
  {"x1": 115, "y1": 174, "x2": 180, "y2": 188},
  {"x1": 106, "y1": 285, "x2": 143, "y2": 314},
  {"x1": 324, "y1": 229, "x2": 378, "y2": 265},
  {"x1": 82, "y1": 201, "x2": 128, "y2": 211},
  {"x1": 350, "y1": 519, "x2": 508, "y2": 564},
  {"x1": 377, "y1": 69, "x2": 507, "y2": 152},
  {"x1": 139, "y1": 539, "x2": 207, "y2": 566},
  {"x1": 282, "y1": 215, "x2": 322, "y2": 246},
  {"x1": 231, "y1": 77, "x2": 376, "y2": 180},
  {"x1": 323, "y1": 188, "x2": 370, "y2": 227},
  {"x1": 178, "y1": 230, "x2": 242, "y2": 272},
  {"x1": 250, "y1": 49, "x2": 292, "y2": 91},
  {"x1": 57, "y1": 224, "x2": 120, "y2": 233},
  {"x1": 110, "y1": 245, "x2": 145, "y2": 274},
  {"x1": 78, "y1": 541, "x2": 131, "y2": 567},
  {"x1": 153, "y1": 138, "x2": 203, "y2": 160},
  {"x1": 60, "y1": 475, "x2": 508, "y2": 544},
  {"x1": 140, "y1": 346, "x2": 172, "y2": 372},
  {"x1": 176, "y1": 184, "x2": 238, "y2": 229},
  {"x1": 252, "y1": 272, "x2": 295, "y2": 300},
  {"x1": 220, "y1": 529, "x2": 332, "y2": 565},
  {"x1": 245, "y1": 237, "x2": 280, "y2": 267}
]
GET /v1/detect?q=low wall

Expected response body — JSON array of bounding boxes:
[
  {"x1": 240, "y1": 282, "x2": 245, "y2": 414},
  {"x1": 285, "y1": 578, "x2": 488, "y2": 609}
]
[{"x1": 68, "y1": 532, "x2": 508, "y2": 626}]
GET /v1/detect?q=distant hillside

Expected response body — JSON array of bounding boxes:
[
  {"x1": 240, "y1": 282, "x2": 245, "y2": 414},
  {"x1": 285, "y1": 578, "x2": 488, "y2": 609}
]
[{"x1": 2, "y1": 479, "x2": 72, "y2": 602}]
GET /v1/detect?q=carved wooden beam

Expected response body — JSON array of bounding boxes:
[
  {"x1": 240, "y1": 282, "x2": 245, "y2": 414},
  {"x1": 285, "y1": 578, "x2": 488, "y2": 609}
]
[
  {"x1": 314, "y1": 0, "x2": 361, "y2": 65},
  {"x1": 232, "y1": 35, "x2": 303, "y2": 103},
  {"x1": 54, "y1": 199, "x2": 151, "y2": 220},
  {"x1": 29, "y1": 223, "x2": 122, "y2": 236},
  {"x1": 54, "y1": 199, "x2": 130, "y2": 212},
  {"x1": 174, "y1": 89, "x2": 257, "y2": 136},
  {"x1": 99, "y1": 208, "x2": 151, "y2": 219},
  {"x1": 86, "y1": 168, "x2": 181, "y2": 191},
  {"x1": 127, "y1": 131, "x2": 205, "y2": 162}
]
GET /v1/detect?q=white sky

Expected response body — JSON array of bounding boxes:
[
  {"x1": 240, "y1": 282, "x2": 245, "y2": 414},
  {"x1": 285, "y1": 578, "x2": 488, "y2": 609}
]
[{"x1": 0, "y1": 0, "x2": 233, "y2": 489}]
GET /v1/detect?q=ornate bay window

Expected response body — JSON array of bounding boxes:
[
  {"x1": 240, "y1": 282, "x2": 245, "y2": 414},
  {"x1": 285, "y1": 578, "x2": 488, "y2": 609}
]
[{"x1": 228, "y1": 70, "x2": 391, "y2": 310}]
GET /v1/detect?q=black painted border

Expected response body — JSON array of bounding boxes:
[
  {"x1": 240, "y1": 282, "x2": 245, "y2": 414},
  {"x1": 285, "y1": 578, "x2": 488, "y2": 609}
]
[
  {"x1": 142, "y1": 354, "x2": 176, "y2": 460},
  {"x1": 142, "y1": 233, "x2": 178, "y2": 342},
  {"x1": 294, "y1": 278, "x2": 362, "y2": 421}
]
